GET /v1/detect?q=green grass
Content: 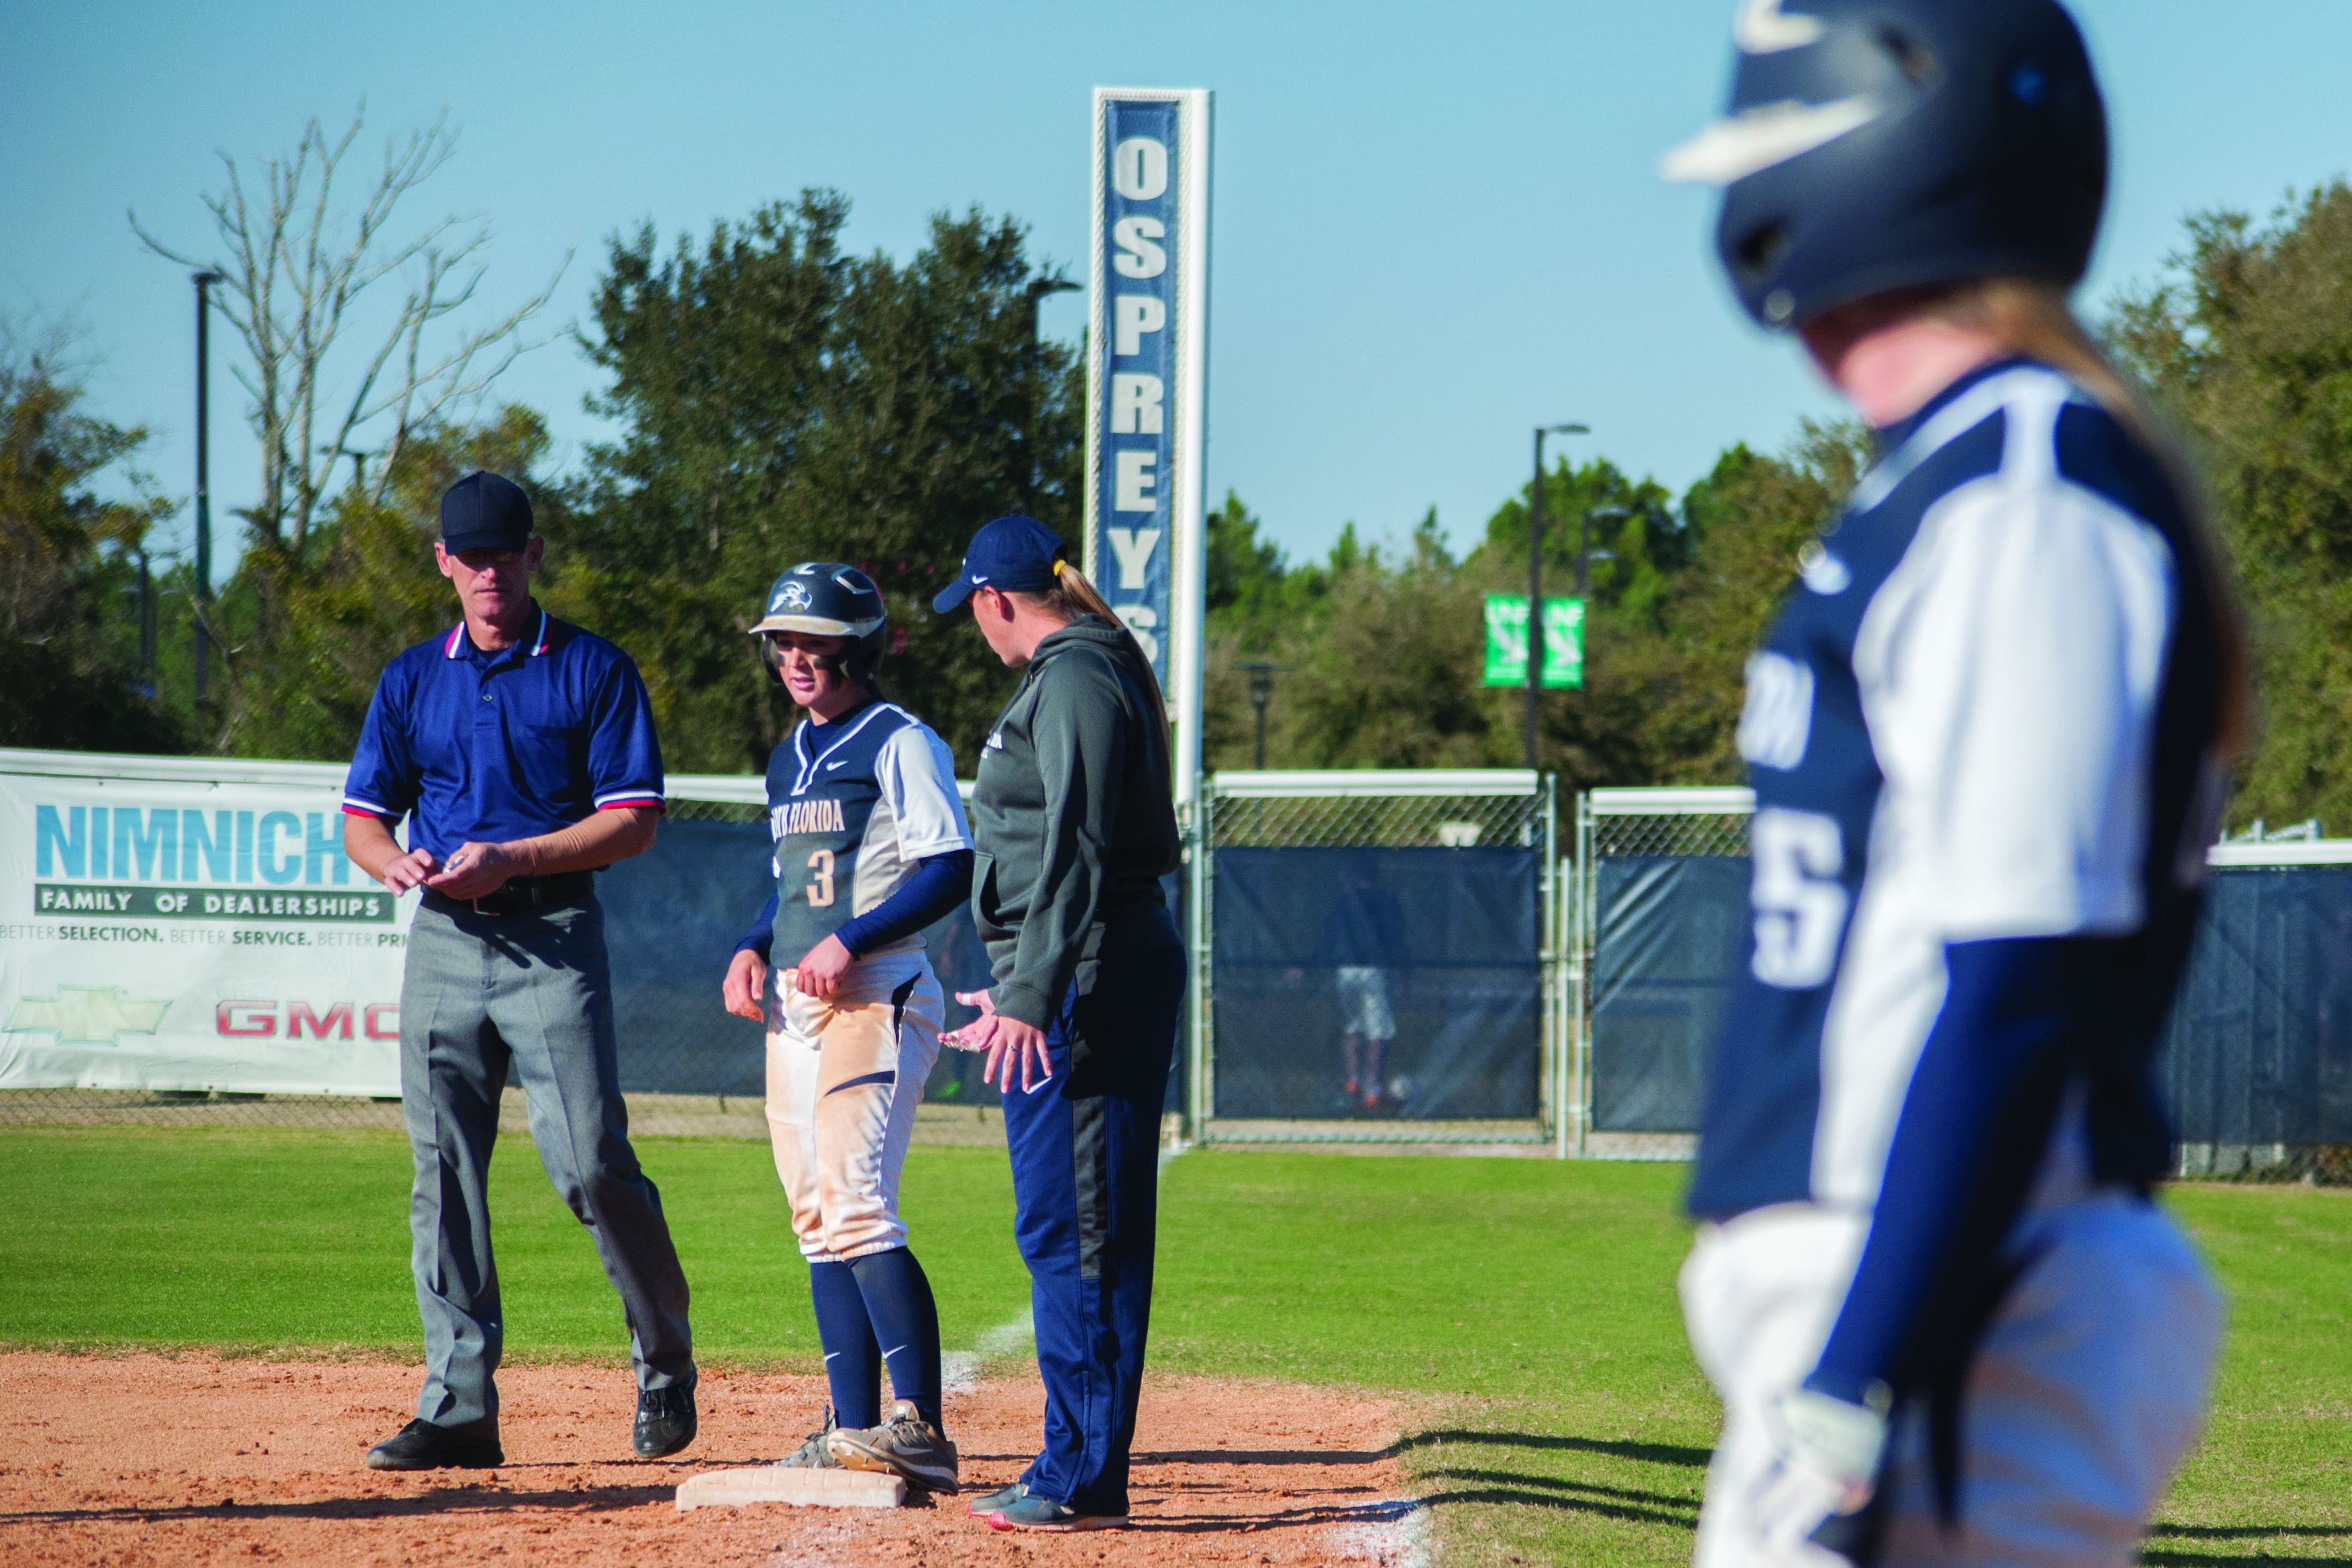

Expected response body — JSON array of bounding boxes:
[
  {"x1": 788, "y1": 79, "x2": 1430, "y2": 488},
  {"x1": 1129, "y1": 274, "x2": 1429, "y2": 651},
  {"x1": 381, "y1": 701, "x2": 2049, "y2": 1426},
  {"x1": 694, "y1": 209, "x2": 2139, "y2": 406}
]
[
  {"x1": 0, "y1": 1124, "x2": 1031, "y2": 1362},
  {"x1": 3, "y1": 1128, "x2": 2349, "y2": 1564}
]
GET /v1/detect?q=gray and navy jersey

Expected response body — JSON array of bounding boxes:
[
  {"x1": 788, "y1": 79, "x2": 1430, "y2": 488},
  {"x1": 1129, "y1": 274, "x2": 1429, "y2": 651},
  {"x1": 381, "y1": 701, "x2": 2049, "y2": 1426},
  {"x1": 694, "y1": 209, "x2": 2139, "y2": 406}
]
[
  {"x1": 766, "y1": 702, "x2": 972, "y2": 964},
  {"x1": 1691, "y1": 360, "x2": 2229, "y2": 1232}
]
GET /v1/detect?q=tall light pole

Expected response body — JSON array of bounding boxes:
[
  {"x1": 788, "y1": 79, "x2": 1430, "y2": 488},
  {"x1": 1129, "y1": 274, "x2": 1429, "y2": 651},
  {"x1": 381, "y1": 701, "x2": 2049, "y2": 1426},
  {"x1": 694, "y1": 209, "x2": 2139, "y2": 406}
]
[
  {"x1": 1526, "y1": 422, "x2": 1588, "y2": 770},
  {"x1": 192, "y1": 269, "x2": 223, "y2": 715}
]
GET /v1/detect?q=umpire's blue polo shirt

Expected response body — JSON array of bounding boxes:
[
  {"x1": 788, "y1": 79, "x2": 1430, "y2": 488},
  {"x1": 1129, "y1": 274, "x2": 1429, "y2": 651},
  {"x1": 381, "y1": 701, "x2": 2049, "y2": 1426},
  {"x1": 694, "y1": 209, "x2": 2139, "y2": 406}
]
[{"x1": 342, "y1": 604, "x2": 665, "y2": 858}]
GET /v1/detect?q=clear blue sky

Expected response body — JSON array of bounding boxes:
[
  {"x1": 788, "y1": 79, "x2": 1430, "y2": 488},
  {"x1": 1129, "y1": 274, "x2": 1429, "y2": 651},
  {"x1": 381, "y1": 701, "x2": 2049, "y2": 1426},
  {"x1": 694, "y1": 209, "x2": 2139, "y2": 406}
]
[{"x1": 5, "y1": 1, "x2": 2349, "y2": 575}]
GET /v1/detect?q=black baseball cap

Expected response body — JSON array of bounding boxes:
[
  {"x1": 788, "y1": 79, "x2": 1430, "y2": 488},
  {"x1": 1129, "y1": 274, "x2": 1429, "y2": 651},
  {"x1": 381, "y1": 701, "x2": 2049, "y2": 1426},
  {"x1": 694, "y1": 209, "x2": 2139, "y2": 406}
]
[
  {"x1": 440, "y1": 470, "x2": 533, "y2": 553},
  {"x1": 932, "y1": 514, "x2": 1068, "y2": 612}
]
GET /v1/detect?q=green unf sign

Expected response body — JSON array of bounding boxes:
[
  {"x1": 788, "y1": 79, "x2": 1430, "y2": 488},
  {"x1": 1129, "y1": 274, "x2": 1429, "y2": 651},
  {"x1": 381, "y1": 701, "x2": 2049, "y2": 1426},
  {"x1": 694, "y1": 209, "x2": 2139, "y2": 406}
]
[{"x1": 1482, "y1": 595, "x2": 1584, "y2": 690}]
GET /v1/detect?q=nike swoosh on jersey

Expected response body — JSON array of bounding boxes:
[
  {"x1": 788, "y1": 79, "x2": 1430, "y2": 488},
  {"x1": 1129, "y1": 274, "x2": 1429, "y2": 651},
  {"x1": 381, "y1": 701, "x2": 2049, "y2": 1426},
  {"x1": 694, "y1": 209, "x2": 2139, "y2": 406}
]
[
  {"x1": 1734, "y1": 0, "x2": 1825, "y2": 53},
  {"x1": 827, "y1": 759, "x2": 848, "y2": 769}
]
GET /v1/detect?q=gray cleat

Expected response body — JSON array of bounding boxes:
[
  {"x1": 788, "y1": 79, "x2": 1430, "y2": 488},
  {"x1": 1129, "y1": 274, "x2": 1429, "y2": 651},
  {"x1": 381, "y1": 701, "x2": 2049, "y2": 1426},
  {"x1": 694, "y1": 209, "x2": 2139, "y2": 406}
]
[
  {"x1": 826, "y1": 1398, "x2": 960, "y2": 1494},
  {"x1": 778, "y1": 1405, "x2": 845, "y2": 1468}
]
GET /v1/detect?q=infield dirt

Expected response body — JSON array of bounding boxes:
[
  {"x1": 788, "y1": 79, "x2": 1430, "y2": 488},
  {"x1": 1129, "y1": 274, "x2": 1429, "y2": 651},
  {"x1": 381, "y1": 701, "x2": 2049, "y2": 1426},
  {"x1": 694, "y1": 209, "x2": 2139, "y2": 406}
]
[{"x1": 0, "y1": 1352, "x2": 1426, "y2": 1566}]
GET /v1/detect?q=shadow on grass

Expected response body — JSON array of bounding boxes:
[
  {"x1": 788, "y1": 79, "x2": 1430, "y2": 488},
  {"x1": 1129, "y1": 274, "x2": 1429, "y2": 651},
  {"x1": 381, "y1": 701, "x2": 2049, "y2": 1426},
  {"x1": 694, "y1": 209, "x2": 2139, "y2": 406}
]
[
  {"x1": 1418, "y1": 1465, "x2": 1697, "y2": 1516},
  {"x1": 0, "y1": 1482, "x2": 671, "y2": 1525},
  {"x1": 2140, "y1": 1520, "x2": 2352, "y2": 1567},
  {"x1": 1134, "y1": 1447, "x2": 1391, "y2": 1465},
  {"x1": 1411, "y1": 1486, "x2": 1696, "y2": 1530},
  {"x1": 2142, "y1": 1553, "x2": 2345, "y2": 1566},
  {"x1": 1395, "y1": 1428, "x2": 1711, "y2": 1469},
  {"x1": 2154, "y1": 1524, "x2": 2352, "y2": 1540}
]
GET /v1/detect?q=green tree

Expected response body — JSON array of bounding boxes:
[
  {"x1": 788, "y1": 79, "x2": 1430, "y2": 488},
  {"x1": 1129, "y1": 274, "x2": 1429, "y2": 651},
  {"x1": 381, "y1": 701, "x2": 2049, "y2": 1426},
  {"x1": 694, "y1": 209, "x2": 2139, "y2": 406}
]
[
  {"x1": 560, "y1": 192, "x2": 1084, "y2": 772},
  {"x1": 218, "y1": 407, "x2": 551, "y2": 760},
  {"x1": 2110, "y1": 181, "x2": 2352, "y2": 827},
  {"x1": 0, "y1": 336, "x2": 184, "y2": 752}
]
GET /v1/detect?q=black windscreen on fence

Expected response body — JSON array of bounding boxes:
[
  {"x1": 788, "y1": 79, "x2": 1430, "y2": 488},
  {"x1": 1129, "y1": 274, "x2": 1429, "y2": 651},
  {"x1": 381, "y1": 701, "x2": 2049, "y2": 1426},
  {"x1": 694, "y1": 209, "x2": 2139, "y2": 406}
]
[
  {"x1": 1211, "y1": 846, "x2": 1539, "y2": 1120},
  {"x1": 1589, "y1": 855, "x2": 1748, "y2": 1133},
  {"x1": 1587, "y1": 856, "x2": 2352, "y2": 1142},
  {"x1": 2160, "y1": 865, "x2": 2352, "y2": 1143}
]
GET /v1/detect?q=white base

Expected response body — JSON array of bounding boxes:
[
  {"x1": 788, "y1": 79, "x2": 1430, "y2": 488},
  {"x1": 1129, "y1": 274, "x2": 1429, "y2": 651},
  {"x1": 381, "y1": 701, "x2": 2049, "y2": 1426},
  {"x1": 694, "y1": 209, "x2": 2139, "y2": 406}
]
[{"x1": 675, "y1": 1465, "x2": 907, "y2": 1511}]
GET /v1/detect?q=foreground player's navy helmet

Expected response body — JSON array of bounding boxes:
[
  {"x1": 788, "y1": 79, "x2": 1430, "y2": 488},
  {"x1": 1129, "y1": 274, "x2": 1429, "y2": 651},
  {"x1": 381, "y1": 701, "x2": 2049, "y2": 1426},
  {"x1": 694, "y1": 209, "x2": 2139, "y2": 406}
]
[
  {"x1": 750, "y1": 562, "x2": 889, "y2": 689},
  {"x1": 1662, "y1": 0, "x2": 2107, "y2": 328}
]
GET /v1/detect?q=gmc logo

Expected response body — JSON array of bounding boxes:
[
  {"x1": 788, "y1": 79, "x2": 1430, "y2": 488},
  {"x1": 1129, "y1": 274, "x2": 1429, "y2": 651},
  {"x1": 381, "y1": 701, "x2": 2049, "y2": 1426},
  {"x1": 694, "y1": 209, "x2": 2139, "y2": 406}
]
[{"x1": 217, "y1": 1000, "x2": 398, "y2": 1040}]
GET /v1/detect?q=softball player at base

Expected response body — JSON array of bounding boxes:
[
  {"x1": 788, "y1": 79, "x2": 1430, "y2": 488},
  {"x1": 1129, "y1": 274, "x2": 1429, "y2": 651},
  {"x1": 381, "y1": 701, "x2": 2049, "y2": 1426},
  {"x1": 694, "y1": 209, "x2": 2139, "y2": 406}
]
[
  {"x1": 1662, "y1": 2, "x2": 2253, "y2": 1563},
  {"x1": 719, "y1": 562, "x2": 975, "y2": 1496}
]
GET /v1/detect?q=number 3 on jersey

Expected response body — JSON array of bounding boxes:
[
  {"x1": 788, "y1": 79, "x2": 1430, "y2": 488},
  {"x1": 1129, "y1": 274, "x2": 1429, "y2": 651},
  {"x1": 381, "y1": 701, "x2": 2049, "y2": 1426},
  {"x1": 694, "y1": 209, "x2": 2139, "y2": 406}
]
[
  {"x1": 806, "y1": 848, "x2": 836, "y2": 908},
  {"x1": 1750, "y1": 807, "x2": 1848, "y2": 989}
]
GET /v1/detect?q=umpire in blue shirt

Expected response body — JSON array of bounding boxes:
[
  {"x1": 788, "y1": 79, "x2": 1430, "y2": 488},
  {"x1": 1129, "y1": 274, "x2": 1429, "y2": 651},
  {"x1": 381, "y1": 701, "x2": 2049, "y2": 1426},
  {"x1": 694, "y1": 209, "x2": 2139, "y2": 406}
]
[{"x1": 342, "y1": 471, "x2": 696, "y2": 1470}]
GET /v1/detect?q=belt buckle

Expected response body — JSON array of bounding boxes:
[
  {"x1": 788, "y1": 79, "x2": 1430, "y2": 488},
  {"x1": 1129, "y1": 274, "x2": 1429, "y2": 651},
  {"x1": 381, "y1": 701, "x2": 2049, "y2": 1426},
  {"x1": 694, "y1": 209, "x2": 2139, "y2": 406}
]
[{"x1": 469, "y1": 882, "x2": 526, "y2": 917}]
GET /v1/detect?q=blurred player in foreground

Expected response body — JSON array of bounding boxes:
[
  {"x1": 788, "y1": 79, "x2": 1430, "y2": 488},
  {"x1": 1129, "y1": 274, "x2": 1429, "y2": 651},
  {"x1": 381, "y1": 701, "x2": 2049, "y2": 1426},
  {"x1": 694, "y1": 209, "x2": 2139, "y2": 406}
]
[
  {"x1": 933, "y1": 515, "x2": 1185, "y2": 1532},
  {"x1": 1662, "y1": 1, "x2": 2251, "y2": 1562},
  {"x1": 720, "y1": 564, "x2": 974, "y2": 1496},
  {"x1": 343, "y1": 471, "x2": 696, "y2": 1469}
]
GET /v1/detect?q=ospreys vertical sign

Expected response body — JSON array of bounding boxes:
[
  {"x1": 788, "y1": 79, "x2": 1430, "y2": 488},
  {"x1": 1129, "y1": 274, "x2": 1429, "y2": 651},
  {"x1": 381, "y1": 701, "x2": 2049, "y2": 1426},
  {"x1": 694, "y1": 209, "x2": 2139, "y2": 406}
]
[{"x1": 1086, "y1": 87, "x2": 1212, "y2": 807}]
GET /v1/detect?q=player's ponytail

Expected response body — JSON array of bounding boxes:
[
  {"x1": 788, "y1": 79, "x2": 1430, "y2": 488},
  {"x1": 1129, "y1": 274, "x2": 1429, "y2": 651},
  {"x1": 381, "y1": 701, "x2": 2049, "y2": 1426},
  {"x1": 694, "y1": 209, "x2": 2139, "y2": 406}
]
[
  {"x1": 1931, "y1": 277, "x2": 2256, "y2": 761},
  {"x1": 1015, "y1": 560, "x2": 1173, "y2": 759}
]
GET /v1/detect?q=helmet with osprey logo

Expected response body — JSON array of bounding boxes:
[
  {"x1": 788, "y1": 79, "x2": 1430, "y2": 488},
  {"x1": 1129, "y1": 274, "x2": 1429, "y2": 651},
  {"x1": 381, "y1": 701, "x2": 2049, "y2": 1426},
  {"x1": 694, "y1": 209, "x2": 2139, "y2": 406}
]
[
  {"x1": 1662, "y1": 0, "x2": 2107, "y2": 329},
  {"x1": 749, "y1": 562, "x2": 889, "y2": 690}
]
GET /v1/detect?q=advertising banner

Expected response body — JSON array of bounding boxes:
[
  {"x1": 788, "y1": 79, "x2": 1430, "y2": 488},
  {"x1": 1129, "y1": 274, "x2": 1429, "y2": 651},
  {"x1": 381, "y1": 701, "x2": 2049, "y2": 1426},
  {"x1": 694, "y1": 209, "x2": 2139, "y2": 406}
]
[
  {"x1": 1085, "y1": 85, "x2": 1212, "y2": 808},
  {"x1": 1481, "y1": 595, "x2": 1586, "y2": 689},
  {"x1": 0, "y1": 757, "x2": 409, "y2": 1095}
]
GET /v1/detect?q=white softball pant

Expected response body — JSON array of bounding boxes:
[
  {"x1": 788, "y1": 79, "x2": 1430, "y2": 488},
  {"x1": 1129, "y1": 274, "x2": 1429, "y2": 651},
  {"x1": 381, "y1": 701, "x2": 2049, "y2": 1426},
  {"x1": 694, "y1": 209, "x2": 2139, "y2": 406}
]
[
  {"x1": 1680, "y1": 1191, "x2": 2221, "y2": 1568},
  {"x1": 763, "y1": 951, "x2": 943, "y2": 1264}
]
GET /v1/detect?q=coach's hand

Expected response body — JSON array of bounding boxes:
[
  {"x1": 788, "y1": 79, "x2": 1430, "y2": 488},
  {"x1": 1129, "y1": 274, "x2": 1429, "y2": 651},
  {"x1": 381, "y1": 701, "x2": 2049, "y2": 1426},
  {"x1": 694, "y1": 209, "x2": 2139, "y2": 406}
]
[
  {"x1": 724, "y1": 950, "x2": 767, "y2": 1022},
  {"x1": 423, "y1": 840, "x2": 521, "y2": 900},
  {"x1": 793, "y1": 935, "x2": 854, "y2": 1002},
  {"x1": 950, "y1": 990, "x2": 1054, "y2": 1092}
]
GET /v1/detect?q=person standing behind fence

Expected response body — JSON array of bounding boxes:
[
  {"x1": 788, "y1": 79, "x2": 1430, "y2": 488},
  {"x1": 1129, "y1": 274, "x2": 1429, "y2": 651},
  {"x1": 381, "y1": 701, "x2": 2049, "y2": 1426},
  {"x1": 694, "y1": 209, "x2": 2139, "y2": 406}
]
[
  {"x1": 931, "y1": 514, "x2": 1184, "y2": 1534},
  {"x1": 341, "y1": 470, "x2": 696, "y2": 1472},
  {"x1": 1660, "y1": 3, "x2": 2253, "y2": 1563},
  {"x1": 716, "y1": 562, "x2": 974, "y2": 1495},
  {"x1": 1319, "y1": 856, "x2": 1408, "y2": 1113}
]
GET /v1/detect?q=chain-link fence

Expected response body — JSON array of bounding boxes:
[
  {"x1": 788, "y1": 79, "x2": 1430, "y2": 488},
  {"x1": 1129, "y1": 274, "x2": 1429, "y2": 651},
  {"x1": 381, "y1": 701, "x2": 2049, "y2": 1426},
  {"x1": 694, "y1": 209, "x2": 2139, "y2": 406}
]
[
  {"x1": 1572, "y1": 786, "x2": 2352, "y2": 1174},
  {"x1": 1196, "y1": 770, "x2": 1561, "y2": 1148},
  {"x1": 1572, "y1": 788, "x2": 1752, "y2": 1158}
]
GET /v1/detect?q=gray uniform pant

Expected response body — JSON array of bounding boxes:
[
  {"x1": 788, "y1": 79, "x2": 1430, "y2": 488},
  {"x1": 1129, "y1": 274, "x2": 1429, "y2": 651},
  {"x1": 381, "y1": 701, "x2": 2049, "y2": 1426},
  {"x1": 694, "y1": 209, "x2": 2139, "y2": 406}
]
[{"x1": 399, "y1": 895, "x2": 694, "y2": 1433}]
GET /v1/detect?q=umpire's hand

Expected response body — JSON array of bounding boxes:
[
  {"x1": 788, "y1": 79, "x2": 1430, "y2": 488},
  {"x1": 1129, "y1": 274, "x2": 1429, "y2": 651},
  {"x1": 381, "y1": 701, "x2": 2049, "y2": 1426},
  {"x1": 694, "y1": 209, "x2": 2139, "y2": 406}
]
[{"x1": 423, "y1": 840, "x2": 522, "y2": 899}]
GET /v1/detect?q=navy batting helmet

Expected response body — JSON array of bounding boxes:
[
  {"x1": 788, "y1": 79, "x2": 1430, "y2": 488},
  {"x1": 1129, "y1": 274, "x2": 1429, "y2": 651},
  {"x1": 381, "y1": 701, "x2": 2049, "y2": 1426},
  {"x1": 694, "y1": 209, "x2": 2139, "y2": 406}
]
[
  {"x1": 1663, "y1": 0, "x2": 2107, "y2": 328},
  {"x1": 750, "y1": 562, "x2": 888, "y2": 690}
]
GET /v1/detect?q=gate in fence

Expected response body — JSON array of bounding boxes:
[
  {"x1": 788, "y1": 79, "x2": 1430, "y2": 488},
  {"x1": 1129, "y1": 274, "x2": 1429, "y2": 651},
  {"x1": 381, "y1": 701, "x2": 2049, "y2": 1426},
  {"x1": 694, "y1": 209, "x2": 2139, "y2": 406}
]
[
  {"x1": 1572, "y1": 786, "x2": 2352, "y2": 1169},
  {"x1": 1191, "y1": 770, "x2": 1565, "y2": 1150}
]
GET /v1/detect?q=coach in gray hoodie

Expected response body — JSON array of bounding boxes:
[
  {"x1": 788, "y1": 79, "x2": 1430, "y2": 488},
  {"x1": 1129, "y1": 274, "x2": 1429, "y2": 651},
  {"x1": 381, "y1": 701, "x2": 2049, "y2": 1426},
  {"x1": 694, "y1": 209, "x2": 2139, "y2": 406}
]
[{"x1": 933, "y1": 514, "x2": 1183, "y2": 1533}]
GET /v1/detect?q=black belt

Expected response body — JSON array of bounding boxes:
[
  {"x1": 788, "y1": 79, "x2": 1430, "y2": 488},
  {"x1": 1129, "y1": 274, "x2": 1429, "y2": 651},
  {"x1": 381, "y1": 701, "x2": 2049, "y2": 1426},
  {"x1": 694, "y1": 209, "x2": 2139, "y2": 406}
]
[{"x1": 423, "y1": 871, "x2": 596, "y2": 918}]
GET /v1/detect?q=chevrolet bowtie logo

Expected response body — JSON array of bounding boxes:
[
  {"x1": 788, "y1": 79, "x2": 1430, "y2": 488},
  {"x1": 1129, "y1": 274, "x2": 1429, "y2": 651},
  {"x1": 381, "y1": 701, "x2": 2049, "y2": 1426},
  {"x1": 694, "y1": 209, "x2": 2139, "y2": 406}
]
[{"x1": 7, "y1": 986, "x2": 172, "y2": 1045}]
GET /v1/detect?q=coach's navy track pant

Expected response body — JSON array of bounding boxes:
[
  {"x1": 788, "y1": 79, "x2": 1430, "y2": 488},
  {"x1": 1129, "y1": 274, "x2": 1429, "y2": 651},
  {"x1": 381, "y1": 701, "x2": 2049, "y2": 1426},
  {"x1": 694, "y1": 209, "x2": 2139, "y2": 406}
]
[{"x1": 1001, "y1": 923, "x2": 1185, "y2": 1518}]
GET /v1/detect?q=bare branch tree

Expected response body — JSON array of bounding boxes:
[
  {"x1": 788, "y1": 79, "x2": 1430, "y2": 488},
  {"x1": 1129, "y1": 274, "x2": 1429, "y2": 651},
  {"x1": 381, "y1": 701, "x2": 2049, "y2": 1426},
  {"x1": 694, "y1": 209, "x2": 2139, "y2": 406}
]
[{"x1": 132, "y1": 105, "x2": 568, "y2": 554}]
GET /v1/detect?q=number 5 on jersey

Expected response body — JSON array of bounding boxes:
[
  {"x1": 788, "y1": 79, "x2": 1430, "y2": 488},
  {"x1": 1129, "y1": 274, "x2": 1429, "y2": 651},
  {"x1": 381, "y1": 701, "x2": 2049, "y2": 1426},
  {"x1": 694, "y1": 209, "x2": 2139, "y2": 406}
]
[
  {"x1": 1750, "y1": 807, "x2": 1848, "y2": 989},
  {"x1": 806, "y1": 848, "x2": 836, "y2": 908}
]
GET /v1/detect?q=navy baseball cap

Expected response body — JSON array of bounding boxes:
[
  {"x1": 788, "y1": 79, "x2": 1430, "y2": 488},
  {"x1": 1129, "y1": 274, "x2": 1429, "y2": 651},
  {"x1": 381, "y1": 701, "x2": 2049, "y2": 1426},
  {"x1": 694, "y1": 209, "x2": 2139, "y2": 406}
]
[
  {"x1": 440, "y1": 470, "x2": 533, "y2": 553},
  {"x1": 932, "y1": 513, "x2": 1069, "y2": 612}
]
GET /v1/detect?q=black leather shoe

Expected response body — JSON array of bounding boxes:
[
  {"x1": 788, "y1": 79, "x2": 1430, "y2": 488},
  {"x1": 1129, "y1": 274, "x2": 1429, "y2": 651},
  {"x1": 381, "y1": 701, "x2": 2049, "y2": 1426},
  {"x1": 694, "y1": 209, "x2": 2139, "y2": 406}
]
[
  {"x1": 367, "y1": 1418, "x2": 503, "y2": 1470},
  {"x1": 633, "y1": 1371, "x2": 698, "y2": 1458}
]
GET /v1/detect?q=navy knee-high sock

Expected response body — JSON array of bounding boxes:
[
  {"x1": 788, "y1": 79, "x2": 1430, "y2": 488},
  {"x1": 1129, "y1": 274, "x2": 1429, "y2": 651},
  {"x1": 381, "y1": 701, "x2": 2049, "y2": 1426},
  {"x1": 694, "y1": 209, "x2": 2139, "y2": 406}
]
[
  {"x1": 849, "y1": 1247, "x2": 943, "y2": 1427},
  {"x1": 809, "y1": 1260, "x2": 882, "y2": 1428}
]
